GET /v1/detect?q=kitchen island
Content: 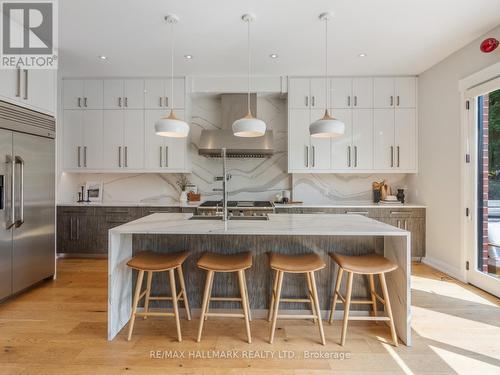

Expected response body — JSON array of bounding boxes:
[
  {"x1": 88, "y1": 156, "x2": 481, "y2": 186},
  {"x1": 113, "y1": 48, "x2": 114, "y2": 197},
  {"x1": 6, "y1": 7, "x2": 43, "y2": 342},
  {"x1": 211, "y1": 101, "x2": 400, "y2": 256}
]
[{"x1": 108, "y1": 213, "x2": 411, "y2": 345}]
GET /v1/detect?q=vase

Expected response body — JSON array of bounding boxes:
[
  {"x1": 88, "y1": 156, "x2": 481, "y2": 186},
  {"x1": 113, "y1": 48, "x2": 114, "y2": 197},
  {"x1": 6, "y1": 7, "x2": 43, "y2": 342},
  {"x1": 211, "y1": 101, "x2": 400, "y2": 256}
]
[{"x1": 179, "y1": 190, "x2": 188, "y2": 203}]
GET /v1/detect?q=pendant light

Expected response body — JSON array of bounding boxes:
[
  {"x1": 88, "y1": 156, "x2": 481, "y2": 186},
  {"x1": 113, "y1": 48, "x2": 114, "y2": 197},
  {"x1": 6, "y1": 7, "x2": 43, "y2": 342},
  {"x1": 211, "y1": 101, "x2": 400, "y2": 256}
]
[
  {"x1": 155, "y1": 14, "x2": 189, "y2": 138},
  {"x1": 309, "y1": 12, "x2": 345, "y2": 138},
  {"x1": 232, "y1": 14, "x2": 266, "y2": 137}
]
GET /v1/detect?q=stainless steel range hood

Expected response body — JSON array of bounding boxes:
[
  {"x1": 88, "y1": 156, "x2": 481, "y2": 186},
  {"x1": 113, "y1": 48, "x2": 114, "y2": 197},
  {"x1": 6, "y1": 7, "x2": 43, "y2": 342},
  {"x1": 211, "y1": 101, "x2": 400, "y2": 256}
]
[{"x1": 198, "y1": 93, "x2": 274, "y2": 158}]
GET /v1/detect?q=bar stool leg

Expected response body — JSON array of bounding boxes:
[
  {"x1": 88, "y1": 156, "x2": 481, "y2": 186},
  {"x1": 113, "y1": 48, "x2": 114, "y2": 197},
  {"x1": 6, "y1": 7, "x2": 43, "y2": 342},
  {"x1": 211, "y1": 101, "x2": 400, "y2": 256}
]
[
  {"x1": 143, "y1": 271, "x2": 153, "y2": 320},
  {"x1": 306, "y1": 272, "x2": 317, "y2": 323},
  {"x1": 340, "y1": 271, "x2": 354, "y2": 346},
  {"x1": 168, "y1": 268, "x2": 182, "y2": 342},
  {"x1": 379, "y1": 272, "x2": 398, "y2": 347},
  {"x1": 329, "y1": 267, "x2": 343, "y2": 324},
  {"x1": 238, "y1": 270, "x2": 252, "y2": 343},
  {"x1": 309, "y1": 271, "x2": 326, "y2": 345},
  {"x1": 269, "y1": 270, "x2": 284, "y2": 344},
  {"x1": 242, "y1": 271, "x2": 252, "y2": 322},
  {"x1": 368, "y1": 274, "x2": 378, "y2": 319},
  {"x1": 267, "y1": 269, "x2": 279, "y2": 322},
  {"x1": 176, "y1": 265, "x2": 191, "y2": 321},
  {"x1": 127, "y1": 270, "x2": 144, "y2": 341},
  {"x1": 197, "y1": 270, "x2": 214, "y2": 342},
  {"x1": 204, "y1": 271, "x2": 214, "y2": 321}
]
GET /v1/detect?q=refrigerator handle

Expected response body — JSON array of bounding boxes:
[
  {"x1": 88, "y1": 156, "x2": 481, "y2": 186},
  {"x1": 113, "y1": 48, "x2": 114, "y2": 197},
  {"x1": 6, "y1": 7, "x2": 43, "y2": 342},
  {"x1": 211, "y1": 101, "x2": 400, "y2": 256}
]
[
  {"x1": 14, "y1": 156, "x2": 24, "y2": 227},
  {"x1": 5, "y1": 155, "x2": 14, "y2": 229}
]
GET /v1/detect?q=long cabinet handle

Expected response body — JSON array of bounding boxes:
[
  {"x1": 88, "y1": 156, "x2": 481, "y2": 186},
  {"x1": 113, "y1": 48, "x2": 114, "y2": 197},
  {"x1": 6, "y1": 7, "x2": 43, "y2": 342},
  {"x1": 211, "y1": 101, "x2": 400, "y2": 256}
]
[
  {"x1": 305, "y1": 96, "x2": 309, "y2": 107},
  {"x1": 345, "y1": 211, "x2": 369, "y2": 215},
  {"x1": 305, "y1": 146, "x2": 309, "y2": 167},
  {"x1": 124, "y1": 97, "x2": 128, "y2": 107},
  {"x1": 354, "y1": 96, "x2": 357, "y2": 106},
  {"x1": 124, "y1": 146, "x2": 128, "y2": 167},
  {"x1": 354, "y1": 146, "x2": 358, "y2": 167},
  {"x1": 347, "y1": 145, "x2": 351, "y2": 167},
  {"x1": 118, "y1": 146, "x2": 122, "y2": 167},
  {"x1": 159, "y1": 97, "x2": 163, "y2": 107},
  {"x1": 77, "y1": 146, "x2": 81, "y2": 168},
  {"x1": 118, "y1": 97, "x2": 122, "y2": 107},
  {"x1": 78, "y1": 97, "x2": 81, "y2": 107},
  {"x1": 23, "y1": 70, "x2": 28, "y2": 100},
  {"x1": 347, "y1": 96, "x2": 351, "y2": 107},
  {"x1": 397, "y1": 96, "x2": 400, "y2": 106},
  {"x1": 390, "y1": 146, "x2": 394, "y2": 167},
  {"x1": 165, "y1": 146, "x2": 168, "y2": 167},
  {"x1": 312, "y1": 146, "x2": 315, "y2": 167},
  {"x1": 15, "y1": 68, "x2": 21, "y2": 97},
  {"x1": 83, "y1": 146, "x2": 87, "y2": 167},
  {"x1": 159, "y1": 146, "x2": 163, "y2": 167},
  {"x1": 397, "y1": 146, "x2": 400, "y2": 167},
  {"x1": 76, "y1": 218, "x2": 79, "y2": 239},
  {"x1": 5, "y1": 155, "x2": 14, "y2": 229},
  {"x1": 84, "y1": 97, "x2": 88, "y2": 107},
  {"x1": 165, "y1": 96, "x2": 169, "y2": 107},
  {"x1": 14, "y1": 156, "x2": 24, "y2": 227},
  {"x1": 311, "y1": 96, "x2": 315, "y2": 107},
  {"x1": 390, "y1": 96, "x2": 394, "y2": 106}
]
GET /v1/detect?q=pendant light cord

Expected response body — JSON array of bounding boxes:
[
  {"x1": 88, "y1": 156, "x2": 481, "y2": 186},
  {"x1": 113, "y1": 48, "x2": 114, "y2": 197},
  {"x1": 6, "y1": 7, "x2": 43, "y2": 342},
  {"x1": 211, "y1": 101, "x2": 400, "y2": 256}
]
[
  {"x1": 325, "y1": 16, "x2": 328, "y2": 113},
  {"x1": 171, "y1": 20, "x2": 175, "y2": 110},
  {"x1": 247, "y1": 18, "x2": 251, "y2": 115}
]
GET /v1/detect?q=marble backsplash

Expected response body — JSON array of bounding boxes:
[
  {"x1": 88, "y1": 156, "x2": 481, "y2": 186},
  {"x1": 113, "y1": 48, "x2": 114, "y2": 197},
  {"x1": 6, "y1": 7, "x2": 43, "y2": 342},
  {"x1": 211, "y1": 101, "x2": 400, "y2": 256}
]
[{"x1": 59, "y1": 95, "x2": 410, "y2": 205}]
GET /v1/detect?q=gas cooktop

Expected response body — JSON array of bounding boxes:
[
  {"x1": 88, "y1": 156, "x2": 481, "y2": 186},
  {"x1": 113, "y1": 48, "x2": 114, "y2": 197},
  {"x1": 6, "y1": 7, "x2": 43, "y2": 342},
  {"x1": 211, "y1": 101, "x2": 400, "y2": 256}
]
[{"x1": 199, "y1": 200, "x2": 274, "y2": 208}]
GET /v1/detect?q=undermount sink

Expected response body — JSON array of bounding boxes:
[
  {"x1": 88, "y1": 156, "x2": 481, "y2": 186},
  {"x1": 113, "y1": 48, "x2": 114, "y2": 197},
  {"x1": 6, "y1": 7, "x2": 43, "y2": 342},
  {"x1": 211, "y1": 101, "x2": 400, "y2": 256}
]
[{"x1": 189, "y1": 215, "x2": 269, "y2": 221}]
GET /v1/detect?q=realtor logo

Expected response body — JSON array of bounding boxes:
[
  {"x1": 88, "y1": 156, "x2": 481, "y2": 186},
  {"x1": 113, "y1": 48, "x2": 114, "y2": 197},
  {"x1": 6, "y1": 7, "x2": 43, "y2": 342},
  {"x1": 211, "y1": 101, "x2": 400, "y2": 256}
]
[{"x1": 1, "y1": 0, "x2": 58, "y2": 69}]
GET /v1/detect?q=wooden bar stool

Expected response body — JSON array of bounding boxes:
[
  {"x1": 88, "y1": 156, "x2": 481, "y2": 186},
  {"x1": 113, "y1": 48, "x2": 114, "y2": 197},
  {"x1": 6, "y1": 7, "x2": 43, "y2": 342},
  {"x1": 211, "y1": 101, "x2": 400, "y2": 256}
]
[
  {"x1": 268, "y1": 252, "x2": 326, "y2": 345},
  {"x1": 328, "y1": 253, "x2": 398, "y2": 346},
  {"x1": 126, "y1": 250, "x2": 191, "y2": 342},
  {"x1": 196, "y1": 251, "x2": 252, "y2": 343}
]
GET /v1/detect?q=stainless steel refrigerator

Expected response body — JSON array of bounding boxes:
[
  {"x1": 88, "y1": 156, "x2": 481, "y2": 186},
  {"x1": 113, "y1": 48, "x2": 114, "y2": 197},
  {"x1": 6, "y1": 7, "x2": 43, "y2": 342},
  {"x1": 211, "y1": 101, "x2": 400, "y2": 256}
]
[{"x1": 0, "y1": 101, "x2": 55, "y2": 301}]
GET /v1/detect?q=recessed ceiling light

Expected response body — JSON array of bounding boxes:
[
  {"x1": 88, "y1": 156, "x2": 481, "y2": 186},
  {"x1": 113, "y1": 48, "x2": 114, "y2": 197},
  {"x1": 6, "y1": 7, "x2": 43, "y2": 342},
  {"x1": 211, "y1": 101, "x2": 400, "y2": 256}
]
[
  {"x1": 184, "y1": 55, "x2": 193, "y2": 59},
  {"x1": 98, "y1": 55, "x2": 107, "y2": 60},
  {"x1": 358, "y1": 53, "x2": 367, "y2": 57},
  {"x1": 269, "y1": 53, "x2": 278, "y2": 59}
]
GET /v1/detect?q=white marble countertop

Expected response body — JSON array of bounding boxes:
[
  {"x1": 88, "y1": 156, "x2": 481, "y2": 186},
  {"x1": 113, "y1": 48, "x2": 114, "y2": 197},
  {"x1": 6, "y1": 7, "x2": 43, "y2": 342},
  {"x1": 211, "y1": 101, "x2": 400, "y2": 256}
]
[
  {"x1": 274, "y1": 201, "x2": 426, "y2": 209},
  {"x1": 58, "y1": 201, "x2": 201, "y2": 208},
  {"x1": 109, "y1": 213, "x2": 409, "y2": 236}
]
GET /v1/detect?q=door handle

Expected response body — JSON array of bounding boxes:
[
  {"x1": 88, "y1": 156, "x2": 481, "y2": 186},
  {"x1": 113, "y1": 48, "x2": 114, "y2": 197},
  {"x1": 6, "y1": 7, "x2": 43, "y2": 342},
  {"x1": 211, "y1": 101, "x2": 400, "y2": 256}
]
[
  {"x1": 390, "y1": 146, "x2": 394, "y2": 167},
  {"x1": 354, "y1": 146, "x2": 358, "y2": 167},
  {"x1": 165, "y1": 146, "x2": 169, "y2": 167},
  {"x1": 397, "y1": 146, "x2": 400, "y2": 167},
  {"x1": 84, "y1": 97, "x2": 88, "y2": 107},
  {"x1": 70, "y1": 217, "x2": 74, "y2": 240},
  {"x1": 305, "y1": 146, "x2": 309, "y2": 167},
  {"x1": 77, "y1": 97, "x2": 81, "y2": 108},
  {"x1": 159, "y1": 146, "x2": 163, "y2": 167},
  {"x1": 14, "y1": 156, "x2": 24, "y2": 227},
  {"x1": 118, "y1": 146, "x2": 122, "y2": 167},
  {"x1": 347, "y1": 96, "x2": 351, "y2": 107},
  {"x1": 118, "y1": 97, "x2": 122, "y2": 107},
  {"x1": 77, "y1": 146, "x2": 81, "y2": 167},
  {"x1": 5, "y1": 155, "x2": 14, "y2": 229},
  {"x1": 83, "y1": 146, "x2": 87, "y2": 167},
  {"x1": 23, "y1": 70, "x2": 28, "y2": 100},
  {"x1": 76, "y1": 217, "x2": 79, "y2": 239},
  {"x1": 397, "y1": 96, "x2": 400, "y2": 106},
  {"x1": 305, "y1": 96, "x2": 309, "y2": 107},
  {"x1": 404, "y1": 219, "x2": 407, "y2": 230},
  {"x1": 354, "y1": 96, "x2": 357, "y2": 106},
  {"x1": 159, "y1": 97, "x2": 162, "y2": 107},
  {"x1": 165, "y1": 96, "x2": 169, "y2": 107},
  {"x1": 124, "y1": 97, "x2": 128, "y2": 107},
  {"x1": 124, "y1": 146, "x2": 128, "y2": 167},
  {"x1": 312, "y1": 146, "x2": 315, "y2": 167},
  {"x1": 15, "y1": 68, "x2": 21, "y2": 97},
  {"x1": 311, "y1": 96, "x2": 315, "y2": 107},
  {"x1": 390, "y1": 96, "x2": 394, "y2": 106},
  {"x1": 347, "y1": 145, "x2": 351, "y2": 167}
]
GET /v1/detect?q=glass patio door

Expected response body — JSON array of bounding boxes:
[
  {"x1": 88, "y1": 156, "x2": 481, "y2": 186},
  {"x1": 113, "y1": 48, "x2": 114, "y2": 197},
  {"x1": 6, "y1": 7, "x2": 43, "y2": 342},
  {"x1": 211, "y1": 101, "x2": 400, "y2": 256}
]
[{"x1": 465, "y1": 78, "x2": 500, "y2": 297}]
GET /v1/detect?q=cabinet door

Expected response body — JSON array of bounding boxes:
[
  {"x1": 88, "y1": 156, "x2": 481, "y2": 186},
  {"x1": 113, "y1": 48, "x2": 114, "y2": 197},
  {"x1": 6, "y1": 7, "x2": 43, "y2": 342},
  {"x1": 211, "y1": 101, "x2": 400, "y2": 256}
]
[
  {"x1": 62, "y1": 110, "x2": 83, "y2": 169},
  {"x1": 102, "y1": 110, "x2": 124, "y2": 169},
  {"x1": 0, "y1": 69, "x2": 20, "y2": 104},
  {"x1": 352, "y1": 77, "x2": 373, "y2": 109},
  {"x1": 394, "y1": 77, "x2": 416, "y2": 108},
  {"x1": 288, "y1": 109, "x2": 311, "y2": 171},
  {"x1": 407, "y1": 218, "x2": 425, "y2": 257},
  {"x1": 352, "y1": 109, "x2": 373, "y2": 169},
  {"x1": 144, "y1": 109, "x2": 167, "y2": 169},
  {"x1": 63, "y1": 79, "x2": 84, "y2": 109},
  {"x1": 288, "y1": 78, "x2": 310, "y2": 109},
  {"x1": 165, "y1": 78, "x2": 185, "y2": 109},
  {"x1": 123, "y1": 110, "x2": 144, "y2": 169},
  {"x1": 310, "y1": 78, "x2": 327, "y2": 110},
  {"x1": 144, "y1": 79, "x2": 165, "y2": 109},
  {"x1": 26, "y1": 69, "x2": 55, "y2": 114},
  {"x1": 373, "y1": 109, "x2": 395, "y2": 170},
  {"x1": 82, "y1": 110, "x2": 104, "y2": 169},
  {"x1": 373, "y1": 77, "x2": 394, "y2": 108},
  {"x1": 310, "y1": 109, "x2": 331, "y2": 170},
  {"x1": 331, "y1": 78, "x2": 352, "y2": 109},
  {"x1": 123, "y1": 79, "x2": 144, "y2": 109},
  {"x1": 165, "y1": 110, "x2": 186, "y2": 169},
  {"x1": 103, "y1": 79, "x2": 124, "y2": 109},
  {"x1": 331, "y1": 109, "x2": 352, "y2": 170},
  {"x1": 394, "y1": 108, "x2": 416, "y2": 170},
  {"x1": 83, "y1": 79, "x2": 103, "y2": 109}
]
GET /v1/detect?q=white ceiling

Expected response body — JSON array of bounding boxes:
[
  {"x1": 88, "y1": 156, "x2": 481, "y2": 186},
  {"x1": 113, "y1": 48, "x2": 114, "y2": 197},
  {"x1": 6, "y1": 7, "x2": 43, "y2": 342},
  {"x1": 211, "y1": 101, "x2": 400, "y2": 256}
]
[{"x1": 59, "y1": 0, "x2": 500, "y2": 77}]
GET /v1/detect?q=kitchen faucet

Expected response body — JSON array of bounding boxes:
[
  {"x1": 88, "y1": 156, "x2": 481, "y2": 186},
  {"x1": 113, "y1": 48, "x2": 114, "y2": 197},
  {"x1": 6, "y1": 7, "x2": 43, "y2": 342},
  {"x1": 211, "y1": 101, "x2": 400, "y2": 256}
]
[{"x1": 212, "y1": 148, "x2": 231, "y2": 221}]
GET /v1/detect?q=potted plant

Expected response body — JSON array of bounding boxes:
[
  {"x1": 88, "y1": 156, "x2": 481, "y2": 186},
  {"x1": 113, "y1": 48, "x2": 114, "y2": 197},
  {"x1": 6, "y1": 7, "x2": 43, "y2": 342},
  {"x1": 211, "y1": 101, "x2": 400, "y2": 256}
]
[{"x1": 176, "y1": 175, "x2": 190, "y2": 203}]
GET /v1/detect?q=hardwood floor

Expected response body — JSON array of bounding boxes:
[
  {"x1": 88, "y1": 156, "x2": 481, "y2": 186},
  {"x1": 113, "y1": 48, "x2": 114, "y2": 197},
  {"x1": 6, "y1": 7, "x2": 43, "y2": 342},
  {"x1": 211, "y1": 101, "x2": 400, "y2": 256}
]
[{"x1": 0, "y1": 259, "x2": 499, "y2": 374}]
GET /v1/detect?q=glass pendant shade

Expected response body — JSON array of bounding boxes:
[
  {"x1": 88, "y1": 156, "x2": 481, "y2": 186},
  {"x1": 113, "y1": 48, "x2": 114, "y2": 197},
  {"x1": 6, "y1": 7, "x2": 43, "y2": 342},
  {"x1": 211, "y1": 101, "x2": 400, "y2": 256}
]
[
  {"x1": 310, "y1": 110, "x2": 345, "y2": 138},
  {"x1": 232, "y1": 112, "x2": 266, "y2": 137},
  {"x1": 155, "y1": 110, "x2": 189, "y2": 138}
]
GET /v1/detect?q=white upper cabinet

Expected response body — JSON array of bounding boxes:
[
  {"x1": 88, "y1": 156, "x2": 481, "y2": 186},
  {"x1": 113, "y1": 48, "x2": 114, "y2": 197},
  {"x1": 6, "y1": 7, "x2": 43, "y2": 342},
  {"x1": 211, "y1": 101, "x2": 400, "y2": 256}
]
[
  {"x1": 0, "y1": 68, "x2": 55, "y2": 115},
  {"x1": 288, "y1": 109, "x2": 311, "y2": 171},
  {"x1": 331, "y1": 109, "x2": 353, "y2": 170},
  {"x1": 63, "y1": 79, "x2": 103, "y2": 109},
  {"x1": 310, "y1": 109, "x2": 331, "y2": 170},
  {"x1": 331, "y1": 77, "x2": 373, "y2": 109},
  {"x1": 394, "y1": 108, "x2": 416, "y2": 170},
  {"x1": 309, "y1": 79, "x2": 327, "y2": 110},
  {"x1": 103, "y1": 79, "x2": 144, "y2": 109},
  {"x1": 82, "y1": 110, "x2": 104, "y2": 169},
  {"x1": 102, "y1": 110, "x2": 124, "y2": 168},
  {"x1": 352, "y1": 78, "x2": 373, "y2": 109},
  {"x1": 374, "y1": 77, "x2": 416, "y2": 108},
  {"x1": 331, "y1": 78, "x2": 352, "y2": 109},
  {"x1": 373, "y1": 109, "x2": 395, "y2": 169},
  {"x1": 103, "y1": 80, "x2": 123, "y2": 109},
  {"x1": 62, "y1": 110, "x2": 83, "y2": 170},
  {"x1": 352, "y1": 109, "x2": 374, "y2": 169},
  {"x1": 288, "y1": 78, "x2": 310, "y2": 109},
  {"x1": 144, "y1": 78, "x2": 185, "y2": 109}
]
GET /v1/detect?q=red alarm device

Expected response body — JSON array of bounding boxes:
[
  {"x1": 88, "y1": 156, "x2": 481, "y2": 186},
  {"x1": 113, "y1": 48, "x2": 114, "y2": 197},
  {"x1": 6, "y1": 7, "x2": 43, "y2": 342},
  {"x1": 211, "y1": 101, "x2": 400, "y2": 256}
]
[{"x1": 480, "y1": 38, "x2": 499, "y2": 53}]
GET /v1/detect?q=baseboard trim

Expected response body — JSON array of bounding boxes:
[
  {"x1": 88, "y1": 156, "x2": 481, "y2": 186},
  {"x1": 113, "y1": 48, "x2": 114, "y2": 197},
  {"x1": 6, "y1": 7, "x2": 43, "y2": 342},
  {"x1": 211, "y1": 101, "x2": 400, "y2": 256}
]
[{"x1": 422, "y1": 256, "x2": 466, "y2": 282}]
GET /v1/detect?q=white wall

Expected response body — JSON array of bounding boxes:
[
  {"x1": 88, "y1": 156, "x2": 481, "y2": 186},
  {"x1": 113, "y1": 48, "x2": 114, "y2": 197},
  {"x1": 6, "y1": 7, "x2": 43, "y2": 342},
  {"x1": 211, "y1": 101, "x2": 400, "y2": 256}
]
[{"x1": 408, "y1": 25, "x2": 500, "y2": 280}]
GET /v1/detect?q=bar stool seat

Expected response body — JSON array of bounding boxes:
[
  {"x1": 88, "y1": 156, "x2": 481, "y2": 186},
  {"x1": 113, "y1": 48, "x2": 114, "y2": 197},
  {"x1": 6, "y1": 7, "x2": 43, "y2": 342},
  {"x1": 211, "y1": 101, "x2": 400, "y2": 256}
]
[
  {"x1": 328, "y1": 253, "x2": 398, "y2": 347},
  {"x1": 268, "y1": 252, "x2": 326, "y2": 345},
  {"x1": 126, "y1": 250, "x2": 191, "y2": 342},
  {"x1": 269, "y1": 252, "x2": 326, "y2": 273},
  {"x1": 197, "y1": 251, "x2": 253, "y2": 343},
  {"x1": 197, "y1": 252, "x2": 252, "y2": 272},
  {"x1": 127, "y1": 250, "x2": 189, "y2": 271},
  {"x1": 330, "y1": 253, "x2": 397, "y2": 274}
]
